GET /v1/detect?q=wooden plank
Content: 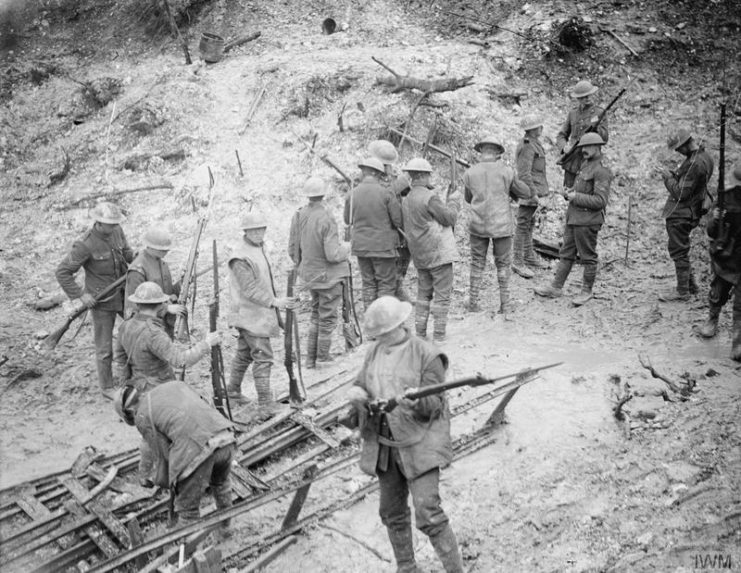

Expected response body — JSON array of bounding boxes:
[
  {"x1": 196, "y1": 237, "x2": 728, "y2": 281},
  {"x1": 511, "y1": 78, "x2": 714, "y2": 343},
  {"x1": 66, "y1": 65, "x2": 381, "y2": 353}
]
[
  {"x1": 126, "y1": 517, "x2": 148, "y2": 570},
  {"x1": 281, "y1": 464, "x2": 318, "y2": 531},
  {"x1": 63, "y1": 477, "x2": 131, "y2": 548},
  {"x1": 64, "y1": 497, "x2": 119, "y2": 558},
  {"x1": 290, "y1": 412, "x2": 340, "y2": 448},
  {"x1": 231, "y1": 464, "x2": 269, "y2": 494},
  {"x1": 486, "y1": 387, "x2": 520, "y2": 426}
]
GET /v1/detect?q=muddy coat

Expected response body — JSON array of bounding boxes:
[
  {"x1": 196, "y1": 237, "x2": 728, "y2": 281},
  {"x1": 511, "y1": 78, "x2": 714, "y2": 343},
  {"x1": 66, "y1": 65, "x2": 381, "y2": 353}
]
[
  {"x1": 707, "y1": 187, "x2": 741, "y2": 284},
  {"x1": 402, "y1": 185, "x2": 459, "y2": 270},
  {"x1": 463, "y1": 158, "x2": 531, "y2": 238},
  {"x1": 124, "y1": 249, "x2": 180, "y2": 319},
  {"x1": 565, "y1": 156, "x2": 612, "y2": 226},
  {"x1": 354, "y1": 330, "x2": 453, "y2": 480},
  {"x1": 288, "y1": 201, "x2": 350, "y2": 289},
  {"x1": 56, "y1": 225, "x2": 134, "y2": 312},
  {"x1": 515, "y1": 136, "x2": 550, "y2": 207},
  {"x1": 227, "y1": 241, "x2": 280, "y2": 338},
  {"x1": 662, "y1": 148, "x2": 714, "y2": 220},
  {"x1": 343, "y1": 176, "x2": 402, "y2": 257},
  {"x1": 114, "y1": 314, "x2": 210, "y2": 392},
  {"x1": 556, "y1": 103, "x2": 609, "y2": 175},
  {"x1": 134, "y1": 381, "x2": 234, "y2": 488}
]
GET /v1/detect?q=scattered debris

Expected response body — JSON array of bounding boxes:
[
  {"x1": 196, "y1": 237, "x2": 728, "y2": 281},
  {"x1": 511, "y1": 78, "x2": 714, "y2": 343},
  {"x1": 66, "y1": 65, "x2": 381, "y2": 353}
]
[{"x1": 372, "y1": 57, "x2": 475, "y2": 94}]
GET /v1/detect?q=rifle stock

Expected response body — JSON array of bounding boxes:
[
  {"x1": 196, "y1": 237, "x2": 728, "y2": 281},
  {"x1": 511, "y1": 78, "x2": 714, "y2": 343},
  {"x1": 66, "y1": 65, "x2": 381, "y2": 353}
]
[
  {"x1": 209, "y1": 240, "x2": 232, "y2": 420},
  {"x1": 285, "y1": 269, "x2": 304, "y2": 404}
]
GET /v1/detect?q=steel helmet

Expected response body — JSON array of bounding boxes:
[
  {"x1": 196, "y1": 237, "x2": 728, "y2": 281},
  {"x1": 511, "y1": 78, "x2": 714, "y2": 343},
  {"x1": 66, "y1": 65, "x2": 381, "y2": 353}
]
[
  {"x1": 113, "y1": 385, "x2": 139, "y2": 426},
  {"x1": 143, "y1": 228, "x2": 173, "y2": 250},
  {"x1": 358, "y1": 157, "x2": 385, "y2": 174},
  {"x1": 368, "y1": 140, "x2": 398, "y2": 164},
  {"x1": 401, "y1": 157, "x2": 433, "y2": 173},
  {"x1": 240, "y1": 212, "x2": 267, "y2": 230},
  {"x1": 364, "y1": 296, "x2": 413, "y2": 338},
  {"x1": 128, "y1": 281, "x2": 170, "y2": 304},
  {"x1": 570, "y1": 80, "x2": 599, "y2": 98},
  {"x1": 667, "y1": 128, "x2": 693, "y2": 151},
  {"x1": 729, "y1": 162, "x2": 741, "y2": 188},
  {"x1": 474, "y1": 136, "x2": 505, "y2": 154},
  {"x1": 303, "y1": 176, "x2": 327, "y2": 197},
  {"x1": 576, "y1": 132, "x2": 606, "y2": 147},
  {"x1": 90, "y1": 202, "x2": 125, "y2": 224},
  {"x1": 520, "y1": 116, "x2": 543, "y2": 131}
]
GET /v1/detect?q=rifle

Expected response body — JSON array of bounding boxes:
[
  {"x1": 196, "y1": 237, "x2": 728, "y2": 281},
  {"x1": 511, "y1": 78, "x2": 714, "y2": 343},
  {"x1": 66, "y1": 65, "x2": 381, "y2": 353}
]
[
  {"x1": 341, "y1": 262, "x2": 363, "y2": 350},
  {"x1": 713, "y1": 102, "x2": 733, "y2": 257},
  {"x1": 446, "y1": 153, "x2": 458, "y2": 200},
  {"x1": 209, "y1": 240, "x2": 232, "y2": 420},
  {"x1": 43, "y1": 275, "x2": 127, "y2": 350},
  {"x1": 557, "y1": 81, "x2": 631, "y2": 167},
  {"x1": 369, "y1": 362, "x2": 563, "y2": 413},
  {"x1": 285, "y1": 268, "x2": 305, "y2": 404}
]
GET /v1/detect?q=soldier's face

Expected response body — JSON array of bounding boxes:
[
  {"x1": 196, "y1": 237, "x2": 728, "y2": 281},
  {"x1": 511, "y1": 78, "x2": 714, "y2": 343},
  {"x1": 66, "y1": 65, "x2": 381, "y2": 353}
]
[
  {"x1": 96, "y1": 222, "x2": 117, "y2": 236},
  {"x1": 146, "y1": 247, "x2": 169, "y2": 259},
  {"x1": 244, "y1": 228, "x2": 267, "y2": 245},
  {"x1": 577, "y1": 95, "x2": 593, "y2": 109},
  {"x1": 581, "y1": 144, "x2": 601, "y2": 159}
]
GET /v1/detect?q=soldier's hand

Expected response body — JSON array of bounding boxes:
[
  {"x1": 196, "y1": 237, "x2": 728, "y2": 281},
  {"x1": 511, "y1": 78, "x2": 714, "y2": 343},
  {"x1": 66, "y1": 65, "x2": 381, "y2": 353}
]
[
  {"x1": 205, "y1": 331, "x2": 222, "y2": 347},
  {"x1": 272, "y1": 297, "x2": 297, "y2": 310},
  {"x1": 712, "y1": 207, "x2": 721, "y2": 220},
  {"x1": 79, "y1": 293, "x2": 96, "y2": 309},
  {"x1": 590, "y1": 115, "x2": 599, "y2": 125},
  {"x1": 561, "y1": 143, "x2": 572, "y2": 156},
  {"x1": 561, "y1": 186, "x2": 573, "y2": 200},
  {"x1": 565, "y1": 191, "x2": 576, "y2": 202},
  {"x1": 397, "y1": 387, "x2": 419, "y2": 409},
  {"x1": 166, "y1": 304, "x2": 187, "y2": 316}
]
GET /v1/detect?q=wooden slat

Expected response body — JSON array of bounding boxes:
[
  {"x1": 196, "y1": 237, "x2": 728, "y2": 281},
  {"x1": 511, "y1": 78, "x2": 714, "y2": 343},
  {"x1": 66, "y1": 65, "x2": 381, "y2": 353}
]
[
  {"x1": 64, "y1": 497, "x2": 119, "y2": 559},
  {"x1": 63, "y1": 477, "x2": 131, "y2": 548},
  {"x1": 290, "y1": 412, "x2": 340, "y2": 448}
]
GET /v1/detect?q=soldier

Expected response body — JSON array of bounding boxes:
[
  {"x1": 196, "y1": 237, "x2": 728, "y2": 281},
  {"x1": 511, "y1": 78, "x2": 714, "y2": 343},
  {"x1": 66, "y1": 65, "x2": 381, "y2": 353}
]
[
  {"x1": 534, "y1": 133, "x2": 612, "y2": 306},
  {"x1": 124, "y1": 227, "x2": 185, "y2": 339},
  {"x1": 344, "y1": 156, "x2": 403, "y2": 309},
  {"x1": 463, "y1": 136, "x2": 531, "y2": 317},
  {"x1": 113, "y1": 281, "x2": 220, "y2": 486},
  {"x1": 556, "y1": 79, "x2": 609, "y2": 187},
  {"x1": 658, "y1": 128, "x2": 715, "y2": 302},
  {"x1": 369, "y1": 139, "x2": 412, "y2": 301},
  {"x1": 289, "y1": 177, "x2": 351, "y2": 368},
  {"x1": 56, "y1": 201, "x2": 134, "y2": 400},
  {"x1": 226, "y1": 213, "x2": 295, "y2": 415},
  {"x1": 401, "y1": 158, "x2": 459, "y2": 342},
  {"x1": 698, "y1": 162, "x2": 741, "y2": 361},
  {"x1": 513, "y1": 116, "x2": 551, "y2": 279},
  {"x1": 114, "y1": 381, "x2": 235, "y2": 530},
  {"x1": 346, "y1": 296, "x2": 464, "y2": 573}
]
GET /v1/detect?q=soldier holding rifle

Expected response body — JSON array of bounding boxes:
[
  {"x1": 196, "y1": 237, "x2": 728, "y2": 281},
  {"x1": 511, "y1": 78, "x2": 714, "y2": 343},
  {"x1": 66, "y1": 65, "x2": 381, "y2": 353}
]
[{"x1": 56, "y1": 202, "x2": 134, "y2": 400}]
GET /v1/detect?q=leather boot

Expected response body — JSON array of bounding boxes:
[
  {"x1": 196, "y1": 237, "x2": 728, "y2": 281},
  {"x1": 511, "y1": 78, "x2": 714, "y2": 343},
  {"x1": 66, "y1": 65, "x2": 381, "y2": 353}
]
[
  {"x1": 732, "y1": 310, "x2": 741, "y2": 362},
  {"x1": 496, "y1": 264, "x2": 513, "y2": 319},
  {"x1": 415, "y1": 300, "x2": 430, "y2": 338},
  {"x1": 659, "y1": 262, "x2": 691, "y2": 302},
  {"x1": 572, "y1": 264, "x2": 597, "y2": 307},
  {"x1": 432, "y1": 301, "x2": 450, "y2": 342},
  {"x1": 429, "y1": 524, "x2": 464, "y2": 573},
  {"x1": 534, "y1": 259, "x2": 572, "y2": 298},
  {"x1": 512, "y1": 228, "x2": 534, "y2": 279},
  {"x1": 306, "y1": 324, "x2": 318, "y2": 369},
  {"x1": 468, "y1": 265, "x2": 483, "y2": 311},
  {"x1": 698, "y1": 306, "x2": 721, "y2": 338},
  {"x1": 387, "y1": 526, "x2": 419, "y2": 573}
]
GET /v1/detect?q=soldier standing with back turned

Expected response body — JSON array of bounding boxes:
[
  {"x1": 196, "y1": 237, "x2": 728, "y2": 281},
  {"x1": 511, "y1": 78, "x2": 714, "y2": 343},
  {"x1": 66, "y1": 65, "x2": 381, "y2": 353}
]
[{"x1": 56, "y1": 202, "x2": 133, "y2": 400}]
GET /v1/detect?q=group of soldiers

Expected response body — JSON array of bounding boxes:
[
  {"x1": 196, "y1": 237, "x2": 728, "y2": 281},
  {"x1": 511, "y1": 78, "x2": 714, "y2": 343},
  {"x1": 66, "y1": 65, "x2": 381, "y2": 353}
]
[{"x1": 51, "y1": 76, "x2": 740, "y2": 572}]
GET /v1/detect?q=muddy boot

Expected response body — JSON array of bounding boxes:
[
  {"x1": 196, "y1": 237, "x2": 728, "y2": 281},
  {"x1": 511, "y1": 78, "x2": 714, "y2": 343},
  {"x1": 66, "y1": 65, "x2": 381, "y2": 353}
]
[
  {"x1": 467, "y1": 265, "x2": 483, "y2": 311},
  {"x1": 100, "y1": 387, "x2": 117, "y2": 401},
  {"x1": 431, "y1": 302, "x2": 450, "y2": 343},
  {"x1": 226, "y1": 376, "x2": 249, "y2": 405},
  {"x1": 387, "y1": 526, "x2": 419, "y2": 573},
  {"x1": 306, "y1": 324, "x2": 318, "y2": 369},
  {"x1": 659, "y1": 262, "x2": 691, "y2": 302},
  {"x1": 572, "y1": 265, "x2": 596, "y2": 307},
  {"x1": 496, "y1": 264, "x2": 513, "y2": 319},
  {"x1": 698, "y1": 306, "x2": 721, "y2": 338},
  {"x1": 512, "y1": 228, "x2": 534, "y2": 279},
  {"x1": 213, "y1": 486, "x2": 233, "y2": 541},
  {"x1": 732, "y1": 311, "x2": 741, "y2": 362},
  {"x1": 316, "y1": 334, "x2": 334, "y2": 364},
  {"x1": 429, "y1": 524, "x2": 464, "y2": 573},
  {"x1": 534, "y1": 259, "x2": 572, "y2": 298},
  {"x1": 415, "y1": 300, "x2": 430, "y2": 338}
]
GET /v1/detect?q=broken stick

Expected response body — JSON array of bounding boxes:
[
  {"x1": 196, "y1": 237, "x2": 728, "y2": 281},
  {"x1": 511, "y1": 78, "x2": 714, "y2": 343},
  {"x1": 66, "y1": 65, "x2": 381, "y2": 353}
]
[
  {"x1": 637, "y1": 354, "x2": 684, "y2": 395},
  {"x1": 386, "y1": 127, "x2": 470, "y2": 168},
  {"x1": 293, "y1": 133, "x2": 352, "y2": 183},
  {"x1": 223, "y1": 31, "x2": 261, "y2": 53},
  {"x1": 81, "y1": 465, "x2": 118, "y2": 506},
  {"x1": 161, "y1": 0, "x2": 192, "y2": 65},
  {"x1": 59, "y1": 182, "x2": 175, "y2": 209},
  {"x1": 372, "y1": 56, "x2": 474, "y2": 93}
]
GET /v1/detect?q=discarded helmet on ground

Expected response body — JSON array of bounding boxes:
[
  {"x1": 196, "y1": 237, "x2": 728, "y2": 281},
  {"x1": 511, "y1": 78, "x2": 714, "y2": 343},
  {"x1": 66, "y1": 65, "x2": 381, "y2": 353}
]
[
  {"x1": 576, "y1": 132, "x2": 606, "y2": 147},
  {"x1": 364, "y1": 296, "x2": 413, "y2": 338},
  {"x1": 113, "y1": 385, "x2": 139, "y2": 426},
  {"x1": 128, "y1": 281, "x2": 170, "y2": 304},
  {"x1": 520, "y1": 116, "x2": 543, "y2": 131},
  {"x1": 143, "y1": 228, "x2": 173, "y2": 250},
  {"x1": 570, "y1": 80, "x2": 599, "y2": 98},
  {"x1": 90, "y1": 202, "x2": 125, "y2": 224},
  {"x1": 401, "y1": 157, "x2": 433, "y2": 173},
  {"x1": 474, "y1": 136, "x2": 505, "y2": 154},
  {"x1": 358, "y1": 157, "x2": 386, "y2": 174},
  {"x1": 303, "y1": 176, "x2": 327, "y2": 197},
  {"x1": 667, "y1": 128, "x2": 693, "y2": 151},
  {"x1": 240, "y1": 212, "x2": 267, "y2": 230},
  {"x1": 368, "y1": 140, "x2": 398, "y2": 164}
]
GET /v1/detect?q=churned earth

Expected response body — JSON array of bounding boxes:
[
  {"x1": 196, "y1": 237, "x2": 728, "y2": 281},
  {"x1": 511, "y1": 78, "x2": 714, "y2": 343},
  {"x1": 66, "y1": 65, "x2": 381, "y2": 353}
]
[{"x1": 0, "y1": 0, "x2": 740, "y2": 571}]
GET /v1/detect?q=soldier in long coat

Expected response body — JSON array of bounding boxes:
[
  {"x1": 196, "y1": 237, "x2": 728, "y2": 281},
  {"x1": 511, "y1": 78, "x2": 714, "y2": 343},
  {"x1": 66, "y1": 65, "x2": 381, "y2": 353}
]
[{"x1": 346, "y1": 296, "x2": 463, "y2": 573}]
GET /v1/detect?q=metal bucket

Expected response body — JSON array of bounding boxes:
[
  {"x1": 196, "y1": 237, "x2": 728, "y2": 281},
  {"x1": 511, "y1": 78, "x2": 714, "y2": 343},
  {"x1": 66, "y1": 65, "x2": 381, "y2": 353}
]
[
  {"x1": 322, "y1": 18, "x2": 337, "y2": 35},
  {"x1": 199, "y1": 32, "x2": 224, "y2": 63}
]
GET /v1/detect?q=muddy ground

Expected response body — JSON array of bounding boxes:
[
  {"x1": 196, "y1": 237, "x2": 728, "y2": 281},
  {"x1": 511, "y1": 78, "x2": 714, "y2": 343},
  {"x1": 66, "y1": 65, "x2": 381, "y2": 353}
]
[{"x1": 0, "y1": 0, "x2": 740, "y2": 571}]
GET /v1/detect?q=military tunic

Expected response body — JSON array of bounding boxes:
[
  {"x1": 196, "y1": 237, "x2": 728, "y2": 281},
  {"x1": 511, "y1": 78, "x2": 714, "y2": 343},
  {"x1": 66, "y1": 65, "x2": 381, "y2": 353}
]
[{"x1": 556, "y1": 103, "x2": 608, "y2": 183}]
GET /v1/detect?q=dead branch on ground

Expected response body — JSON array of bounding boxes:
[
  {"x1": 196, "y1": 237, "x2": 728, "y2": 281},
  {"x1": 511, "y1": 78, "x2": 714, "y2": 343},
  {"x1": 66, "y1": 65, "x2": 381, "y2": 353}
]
[
  {"x1": 386, "y1": 127, "x2": 470, "y2": 168},
  {"x1": 372, "y1": 57, "x2": 474, "y2": 93},
  {"x1": 637, "y1": 353, "x2": 692, "y2": 398},
  {"x1": 239, "y1": 84, "x2": 267, "y2": 135},
  {"x1": 224, "y1": 31, "x2": 261, "y2": 53},
  {"x1": 59, "y1": 182, "x2": 175, "y2": 209},
  {"x1": 293, "y1": 132, "x2": 352, "y2": 184}
]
